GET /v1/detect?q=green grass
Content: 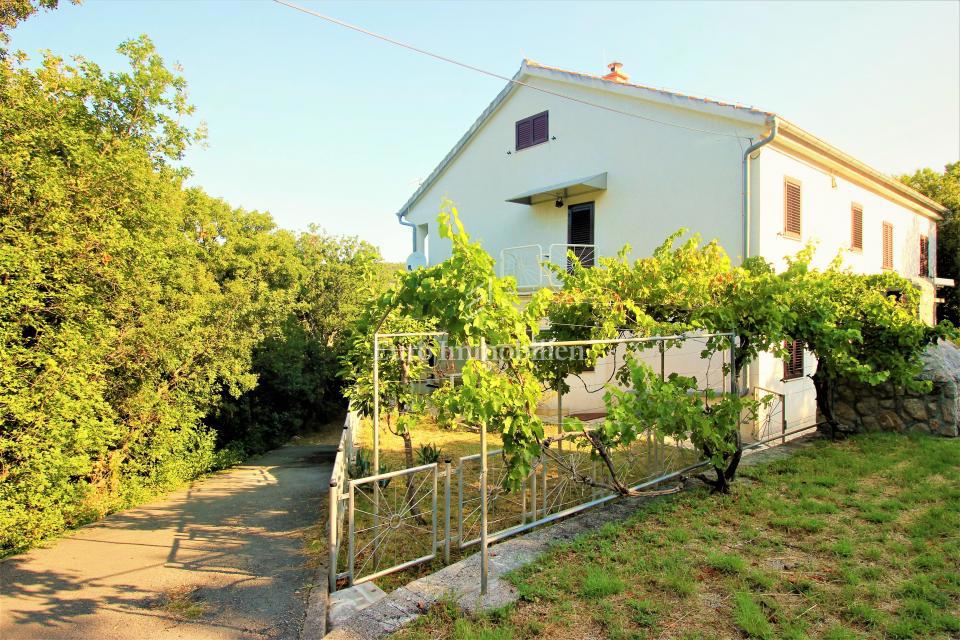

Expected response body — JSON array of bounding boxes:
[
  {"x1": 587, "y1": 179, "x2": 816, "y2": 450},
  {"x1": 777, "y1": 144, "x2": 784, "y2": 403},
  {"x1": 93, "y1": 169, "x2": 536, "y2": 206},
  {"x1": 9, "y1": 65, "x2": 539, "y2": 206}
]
[
  {"x1": 705, "y1": 551, "x2": 747, "y2": 574},
  {"x1": 732, "y1": 591, "x2": 773, "y2": 639},
  {"x1": 393, "y1": 433, "x2": 960, "y2": 639},
  {"x1": 579, "y1": 565, "x2": 625, "y2": 599}
]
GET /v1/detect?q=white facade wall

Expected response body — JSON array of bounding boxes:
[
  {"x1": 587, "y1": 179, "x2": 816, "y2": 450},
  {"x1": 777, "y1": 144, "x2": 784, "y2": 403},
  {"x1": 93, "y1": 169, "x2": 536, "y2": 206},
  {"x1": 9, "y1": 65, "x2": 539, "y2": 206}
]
[
  {"x1": 398, "y1": 69, "x2": 941, "y2": 438},
  {"x1": 403, "y1": 75, "x2": 766, "y2": 267},
  {"x1": 750, "y1": 145, "x2": 940, "y2": 433}
]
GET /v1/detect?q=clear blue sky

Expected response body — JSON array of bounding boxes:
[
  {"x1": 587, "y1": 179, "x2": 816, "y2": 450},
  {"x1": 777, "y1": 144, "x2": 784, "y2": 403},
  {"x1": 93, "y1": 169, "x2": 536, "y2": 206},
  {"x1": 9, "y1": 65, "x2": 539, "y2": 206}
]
[{"x1": 9, "y1": 0, "x2": 959, "y2": 262}]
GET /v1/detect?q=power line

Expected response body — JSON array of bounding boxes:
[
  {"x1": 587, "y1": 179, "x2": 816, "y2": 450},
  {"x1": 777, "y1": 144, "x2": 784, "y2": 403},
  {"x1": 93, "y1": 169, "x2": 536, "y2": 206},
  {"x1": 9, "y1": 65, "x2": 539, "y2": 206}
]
[{"x1": 271, "y1": 0, "x2": 749, "y2": 140}]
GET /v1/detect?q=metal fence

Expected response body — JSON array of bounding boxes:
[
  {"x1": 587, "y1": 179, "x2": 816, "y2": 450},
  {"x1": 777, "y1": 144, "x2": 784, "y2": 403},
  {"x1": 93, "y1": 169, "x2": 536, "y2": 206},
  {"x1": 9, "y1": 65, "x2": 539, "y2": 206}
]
[
  {"x1": 327, "y1": 330, "x2": 816, "y2": 594},
  {"x1": 328, "y1": 416, "x2": 701, "y2": 592}
]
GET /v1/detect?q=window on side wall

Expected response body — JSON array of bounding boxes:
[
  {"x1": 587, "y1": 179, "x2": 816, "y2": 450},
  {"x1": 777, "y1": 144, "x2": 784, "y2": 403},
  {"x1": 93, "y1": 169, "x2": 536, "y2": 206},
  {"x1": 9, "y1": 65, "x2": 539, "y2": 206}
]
[
  {"x1": 919, "y1": 235, "x2": 929, "y2": 277},
  {"x1": 850, "y1": 204, "x2": 863, "y2": 251},
  {"x1": 783, "y1": 340, "x2": 804, "y2": 380},
  {"x1": 783, "y1": 178, "x2": 802, "y2": 238},
  {"x1": 515, "y1": 111, "x2": 549, "y2": 151},
  {"x1": 882, "y1": 222, "x2": 894, "y2": 270}
]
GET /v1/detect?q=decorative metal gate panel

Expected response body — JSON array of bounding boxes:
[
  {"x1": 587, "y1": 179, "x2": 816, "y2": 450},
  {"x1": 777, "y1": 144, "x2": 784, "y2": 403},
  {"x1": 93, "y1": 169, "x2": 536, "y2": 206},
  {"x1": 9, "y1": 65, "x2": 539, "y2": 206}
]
[{"x1": 347, "y1": 462, "x2": 438, "y2": 585}]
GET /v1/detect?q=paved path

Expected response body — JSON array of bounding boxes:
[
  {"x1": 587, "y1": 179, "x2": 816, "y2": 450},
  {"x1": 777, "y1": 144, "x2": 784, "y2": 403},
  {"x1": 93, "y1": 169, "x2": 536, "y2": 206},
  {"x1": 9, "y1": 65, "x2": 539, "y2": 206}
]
[{"x1": 1, "y1": 444, "x2": 334, "y2": 640}]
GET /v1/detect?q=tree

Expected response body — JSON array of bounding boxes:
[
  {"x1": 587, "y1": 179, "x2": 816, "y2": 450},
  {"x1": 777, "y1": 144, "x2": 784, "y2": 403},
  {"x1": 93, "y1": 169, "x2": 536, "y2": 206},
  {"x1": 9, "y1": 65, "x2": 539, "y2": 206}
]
[
  {"x1": 210, "y1": 229, "x2": 387, "y2": 453},
  {"x1": 343, "y1": 220, "x2": 950, "y2": 497},
  {"x1": 0, "y1": 33, "x2": 384, "y2": 552},
  {"x1": 0, "y1": 0, "x2": 77, "y2": 41},
  {"x1": 899, "y1": 162, "x2": 960, "y2": 323},
  {"x1": 783, "y1": 254, "x2": 953, "y2": 436},
  {"x1": 342, "y1": 203, "x2": 551, "y2": 489}
]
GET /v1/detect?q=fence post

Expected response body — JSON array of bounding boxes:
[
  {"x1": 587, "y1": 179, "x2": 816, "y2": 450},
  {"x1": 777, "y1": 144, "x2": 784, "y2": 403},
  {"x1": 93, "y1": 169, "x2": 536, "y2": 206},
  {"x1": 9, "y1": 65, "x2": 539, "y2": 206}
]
[
  {"x1": 479, "y1": 337, "x2": 489, "y2": 596},
  {"x1": 557, "y1": 384, "x2": 563, "y2": 452},
  {"x1": 540, "y1": 457, "x2": 548, "y2": 518},
  {"x1": 372, "y1": 334, "x2": 380, "y2": 565},
  {"x1": 457, "y1": 458, "x2": 464, "y2": 550},
  {"x1": 781, "y1": 394, "x2": 788, "y2": 445},
  {"x1": 432, "y1": 464, "x2": 439, "y2": 560},
  {"x1": 347, "y1": 482, "x2": 356, "y2": 586},
  {"x1": 530, "y1": 461, "x2": 537, "y2": 521},
  {"x1": 443, "y1": 459, "x2": 451, "y2": 564},
  {"x1": 729, "y1": 332, "x2": 738, "y2": 397},
  {"x1": 328, "y1": 471, "x2": 339, "y2": 592}
]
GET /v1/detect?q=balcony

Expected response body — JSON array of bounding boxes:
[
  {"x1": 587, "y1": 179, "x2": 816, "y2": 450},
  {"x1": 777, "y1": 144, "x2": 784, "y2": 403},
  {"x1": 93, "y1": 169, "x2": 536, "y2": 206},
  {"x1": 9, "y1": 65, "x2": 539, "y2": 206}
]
[{"x1": 499, "y1": 244, "x2": 595, "y2": 291}]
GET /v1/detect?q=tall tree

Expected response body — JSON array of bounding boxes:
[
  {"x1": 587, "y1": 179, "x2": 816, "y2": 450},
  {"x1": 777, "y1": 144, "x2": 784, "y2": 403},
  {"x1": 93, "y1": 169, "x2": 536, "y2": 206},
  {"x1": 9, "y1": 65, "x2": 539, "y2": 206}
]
[{"x1": 900, "y1": 162, "x2": 960, "y2": 322}]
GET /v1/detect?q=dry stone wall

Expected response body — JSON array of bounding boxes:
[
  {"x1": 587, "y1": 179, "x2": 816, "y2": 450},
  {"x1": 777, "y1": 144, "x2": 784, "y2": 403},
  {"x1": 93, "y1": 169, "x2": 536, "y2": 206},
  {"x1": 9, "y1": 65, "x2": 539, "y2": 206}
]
[{"x1": 832, "y1": 340, "x2": 960, "y2": 437}]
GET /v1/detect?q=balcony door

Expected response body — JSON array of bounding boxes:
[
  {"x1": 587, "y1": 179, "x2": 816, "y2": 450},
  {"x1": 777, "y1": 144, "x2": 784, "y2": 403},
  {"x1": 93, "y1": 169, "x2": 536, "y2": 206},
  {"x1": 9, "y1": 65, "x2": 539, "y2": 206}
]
[{"x1": 567, "y1": 202, "x2": 595, "y2": 269}]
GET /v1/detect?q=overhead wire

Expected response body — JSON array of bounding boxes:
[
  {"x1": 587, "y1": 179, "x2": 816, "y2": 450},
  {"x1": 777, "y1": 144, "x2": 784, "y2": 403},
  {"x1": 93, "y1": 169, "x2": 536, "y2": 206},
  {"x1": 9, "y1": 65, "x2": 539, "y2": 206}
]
[{"x1": 272, "y1": 0, "x2": 751, "y2": 140}]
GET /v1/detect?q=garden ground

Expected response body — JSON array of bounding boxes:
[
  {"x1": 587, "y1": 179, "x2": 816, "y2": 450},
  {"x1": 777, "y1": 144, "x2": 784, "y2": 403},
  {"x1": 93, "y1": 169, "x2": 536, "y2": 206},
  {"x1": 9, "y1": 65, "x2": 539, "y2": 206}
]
[{"x1": 393, "y1": 432, "x2": 960, "y2": 640}]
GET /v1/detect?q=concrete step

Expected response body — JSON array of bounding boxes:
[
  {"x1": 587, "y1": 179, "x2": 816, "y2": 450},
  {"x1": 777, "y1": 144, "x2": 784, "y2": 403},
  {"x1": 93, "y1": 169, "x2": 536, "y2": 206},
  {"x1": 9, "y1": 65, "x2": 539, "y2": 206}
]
[{"x1": 327, "y1": 582, "x2": 387, "y2": 631}]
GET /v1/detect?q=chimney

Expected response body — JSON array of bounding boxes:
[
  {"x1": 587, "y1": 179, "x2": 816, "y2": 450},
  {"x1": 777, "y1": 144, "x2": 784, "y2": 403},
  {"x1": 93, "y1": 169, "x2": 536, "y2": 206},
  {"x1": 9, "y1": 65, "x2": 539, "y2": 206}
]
[{"x1": 602, "y1": 61, "x2": 629, "y2": 84}]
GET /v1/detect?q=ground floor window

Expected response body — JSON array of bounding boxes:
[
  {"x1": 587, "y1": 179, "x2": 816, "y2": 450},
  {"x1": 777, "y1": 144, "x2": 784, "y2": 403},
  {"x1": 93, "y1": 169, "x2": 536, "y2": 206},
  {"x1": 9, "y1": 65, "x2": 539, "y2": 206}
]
[{"x1": 783, "y1": 339, "x2": 804, "y2": 380}]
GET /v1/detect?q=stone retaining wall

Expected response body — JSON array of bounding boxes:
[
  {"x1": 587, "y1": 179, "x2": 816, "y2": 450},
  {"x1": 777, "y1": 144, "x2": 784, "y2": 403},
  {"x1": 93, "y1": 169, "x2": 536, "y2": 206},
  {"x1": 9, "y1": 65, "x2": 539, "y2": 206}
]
[{"x1": 832, "y1": 341, "x2": 960, "y2": 438}]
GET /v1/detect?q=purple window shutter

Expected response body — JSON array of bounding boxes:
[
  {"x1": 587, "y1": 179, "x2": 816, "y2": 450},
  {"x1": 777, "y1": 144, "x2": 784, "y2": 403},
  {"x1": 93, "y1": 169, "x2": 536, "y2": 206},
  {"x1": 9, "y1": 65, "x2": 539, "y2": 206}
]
[
  {"x1": 515, "y1": 111, "x2": 548, "y2": 150},
  {"x1": 532, "y1": 112, "x2": 548, "y2": 144},
  {"x1": 516, "y1": 118, "x2": 533, "y2": 150}
]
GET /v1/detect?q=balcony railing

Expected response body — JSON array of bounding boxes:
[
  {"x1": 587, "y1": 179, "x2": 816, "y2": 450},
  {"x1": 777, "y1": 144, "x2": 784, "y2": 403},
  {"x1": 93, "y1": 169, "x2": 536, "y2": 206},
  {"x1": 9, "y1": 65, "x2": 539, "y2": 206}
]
[{"x1": 499, "y1": 244, "x2": 596, "y2": 291}]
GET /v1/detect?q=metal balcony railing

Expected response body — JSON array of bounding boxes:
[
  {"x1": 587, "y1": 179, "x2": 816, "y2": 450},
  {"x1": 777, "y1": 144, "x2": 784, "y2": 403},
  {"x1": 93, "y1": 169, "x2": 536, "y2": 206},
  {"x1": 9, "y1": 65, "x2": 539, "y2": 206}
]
[{"x1": 499, "y1": 244, "x2": 596, "y2": 291}]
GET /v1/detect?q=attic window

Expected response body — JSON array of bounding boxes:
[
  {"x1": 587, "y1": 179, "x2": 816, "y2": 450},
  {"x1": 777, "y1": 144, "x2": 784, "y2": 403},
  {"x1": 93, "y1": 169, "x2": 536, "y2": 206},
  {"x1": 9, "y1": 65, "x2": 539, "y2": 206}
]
[
  {"x1": 783, "y1": 178, "x2": 802, "y2": 238},
  {"x1": 850, "y1": 204, "x2": 863, "y2": 251},
  {"x1": 516, "y1": 111, "x2": 549, "y2": 151},
  {"x1": 783, "y1": 340, "x2": 804, "y2": 380}
]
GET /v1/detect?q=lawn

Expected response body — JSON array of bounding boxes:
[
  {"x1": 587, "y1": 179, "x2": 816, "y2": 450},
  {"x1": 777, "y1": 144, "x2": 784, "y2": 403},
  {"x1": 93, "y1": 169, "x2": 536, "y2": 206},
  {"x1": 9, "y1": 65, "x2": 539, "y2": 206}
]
[{"x1": 393, "y1": 432, "x2": 960, "y2": 640}]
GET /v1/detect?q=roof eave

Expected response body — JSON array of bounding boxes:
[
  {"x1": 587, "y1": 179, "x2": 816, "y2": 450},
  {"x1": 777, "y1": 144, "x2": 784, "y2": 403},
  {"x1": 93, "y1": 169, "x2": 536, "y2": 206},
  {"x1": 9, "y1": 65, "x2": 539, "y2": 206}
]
[{"x1": 775, "y1": 119, "x2": 947, "y2": 221}]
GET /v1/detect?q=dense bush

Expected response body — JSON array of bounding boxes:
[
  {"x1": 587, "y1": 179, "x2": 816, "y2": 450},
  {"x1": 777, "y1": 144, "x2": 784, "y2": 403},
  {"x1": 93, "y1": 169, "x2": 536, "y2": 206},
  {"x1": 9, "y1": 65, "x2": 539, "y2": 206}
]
[{"x1": 0, "y1": 33, "x2": 390, "y2": 553}]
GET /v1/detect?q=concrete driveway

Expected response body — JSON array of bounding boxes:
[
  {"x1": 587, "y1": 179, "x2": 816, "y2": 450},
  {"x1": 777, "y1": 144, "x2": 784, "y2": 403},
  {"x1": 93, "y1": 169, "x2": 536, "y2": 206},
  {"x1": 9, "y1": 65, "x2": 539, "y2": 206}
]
[{"x1": 1, "y1": 444, "x2": 334, "y2": 639}]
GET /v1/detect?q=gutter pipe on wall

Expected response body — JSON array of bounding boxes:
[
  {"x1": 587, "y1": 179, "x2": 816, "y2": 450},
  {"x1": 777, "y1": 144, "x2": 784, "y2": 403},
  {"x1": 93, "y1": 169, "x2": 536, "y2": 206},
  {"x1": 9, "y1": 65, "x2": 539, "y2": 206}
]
[
  {"x1": 397, "y1": 211, "x2": 416, "y2": 254},
  {"x1": 742, "y1": 116, "x2": 779, "y2": 261}
]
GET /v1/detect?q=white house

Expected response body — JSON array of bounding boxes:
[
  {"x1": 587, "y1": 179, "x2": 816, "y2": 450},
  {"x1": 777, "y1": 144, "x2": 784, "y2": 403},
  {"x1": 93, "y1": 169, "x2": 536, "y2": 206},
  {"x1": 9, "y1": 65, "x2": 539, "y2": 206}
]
[{"x1": 393, "y1": 60, "x2": 949, "y2": 439}]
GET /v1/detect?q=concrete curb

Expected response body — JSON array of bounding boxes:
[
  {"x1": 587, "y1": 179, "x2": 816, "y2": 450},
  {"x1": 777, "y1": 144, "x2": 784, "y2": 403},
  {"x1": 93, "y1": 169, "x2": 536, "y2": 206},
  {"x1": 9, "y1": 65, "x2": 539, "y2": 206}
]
[
  {"x1": 324, "y1": 434, "x2": 820, "y2": 639},
  {"x1": 300, "y1": 561, "x2": 328, "y2": 640}
]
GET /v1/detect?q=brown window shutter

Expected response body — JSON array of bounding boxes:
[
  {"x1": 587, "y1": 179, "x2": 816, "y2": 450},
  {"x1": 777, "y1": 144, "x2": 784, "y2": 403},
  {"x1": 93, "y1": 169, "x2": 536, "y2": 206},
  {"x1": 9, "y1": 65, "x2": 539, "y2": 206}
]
[
  {"x1": 783, "y1": 340, "x2": 804, "y2": 380},
  {"x1": 783, "y1": 178, "x2": 802, "y2": 237},
  {"x1": 516, "y1": 111, "x2": 549, "y2": 151},
  {"x1": 531, "y1": 111, "x2": 549, "y2": 145},
  {"x1": 882, "y1": 222, "x2": 894, "y2": 270},
  {"x1": 516, "y1": 118, "x2": 533, "y2": 150},
  {"x1": 919, "y1": 235, "x2": 929, "y2": 276},
  {"x1": 851, "y1": 204, "x2": 863, "y2": 250}
]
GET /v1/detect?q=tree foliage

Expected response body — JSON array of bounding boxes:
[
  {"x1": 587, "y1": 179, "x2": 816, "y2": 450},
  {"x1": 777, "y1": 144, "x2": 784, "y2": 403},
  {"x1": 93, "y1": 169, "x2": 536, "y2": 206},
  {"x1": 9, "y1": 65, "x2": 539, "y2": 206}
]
[
  {"x1": 0, "y1": 34, "x2": 391, "y2": 553},
  {"x1": 344, "y1": 219, "x2": 951, "y2": 495},
  {"x1": 899, "y1": 162, "x2": 960, "y2": 323},
  {"x1": 0, "y1": 0, "x2": 77, "y2": 41},
  {"x1": 342, "y1": 203, "x2": 551, "y2": 487}
]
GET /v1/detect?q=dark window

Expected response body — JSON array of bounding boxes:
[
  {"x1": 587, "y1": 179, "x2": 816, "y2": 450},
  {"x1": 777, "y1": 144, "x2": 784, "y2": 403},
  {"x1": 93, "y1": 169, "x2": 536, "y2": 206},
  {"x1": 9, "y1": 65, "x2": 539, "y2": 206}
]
[
  {"x1": 567, "y1": 202, "x2": 594, "y2": 269},
  {"x1": 882, "y1": 222, "x2": 894, "y2": 270},
  {"x1": 920, "y1": 235, "x2": 929, "y2": 276},
  {"x1": 851, "y1": 204, "x2": 863, "y2": 251},
  {"x1": 783, "y1": 340, "x2": 804, "y2": 380},
  {"x1": 783, "y1": 178, "x2": 802, "y2": 238},
  {"x1": 516, "y1": 111, "x2": 549, "y2": 151}
]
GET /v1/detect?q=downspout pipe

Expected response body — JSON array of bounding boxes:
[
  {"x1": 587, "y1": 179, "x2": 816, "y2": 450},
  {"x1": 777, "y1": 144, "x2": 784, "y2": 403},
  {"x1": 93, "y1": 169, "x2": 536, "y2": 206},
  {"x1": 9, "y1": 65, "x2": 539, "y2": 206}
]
[
  {"x1": 397, "y1": 210, "x2": 416, "y2": 255},
  {"x1": 739, "y1": 116, "x2": 778, "y2": 402},
  {"x1": 742, "y1": 116, "x2": 778, "y2": 261}
]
